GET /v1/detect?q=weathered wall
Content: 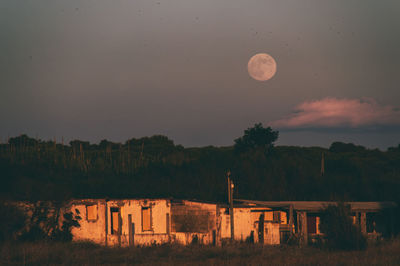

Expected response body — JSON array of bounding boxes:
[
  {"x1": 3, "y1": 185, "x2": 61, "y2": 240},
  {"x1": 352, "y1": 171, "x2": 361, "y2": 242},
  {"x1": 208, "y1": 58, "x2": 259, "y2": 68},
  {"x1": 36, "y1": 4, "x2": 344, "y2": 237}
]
[
  {"x1": 67, "y1": 200, "x2": 285, "y2": 246},
  {"x1": 171, "y1": 200, "x2": 217, "y2": 245},
  {"x1": 220, "y1": 207, "x2": 281, "y2": 244},
  {"x1": 264, "y1": 222, "x2": 280, "y2": 244},
  {"x1": 11, "y1": 199, "x2": 395, "y2": 246},
  {"x1": 68, "y1": 199, "x2": 171, "y2": 246},
  {"x1": 69, "y1": 199, "x2": 219, "y2": 246},
  {"x1": 107, "y1": 199, "x2": 171, "y2": 246},
  {"x1": 220, "y1": 208, "x2": 255, "y2": 240},
  {"x1": 233, "y1": 208, "x2": 254, "y2": 242},
  {"x1": 220, "y1": 209, "x2": 230, "y2": 239},
  {"x1": 70, "y1": 199, "x2": 107, "y2": 245}
]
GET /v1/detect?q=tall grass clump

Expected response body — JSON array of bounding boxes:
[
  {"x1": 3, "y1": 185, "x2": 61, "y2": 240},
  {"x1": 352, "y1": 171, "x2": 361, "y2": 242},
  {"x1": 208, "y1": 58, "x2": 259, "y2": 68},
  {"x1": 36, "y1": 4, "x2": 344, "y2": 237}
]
[{"x1": 320, "y1": 202, "x2": 367, "y2": 250}]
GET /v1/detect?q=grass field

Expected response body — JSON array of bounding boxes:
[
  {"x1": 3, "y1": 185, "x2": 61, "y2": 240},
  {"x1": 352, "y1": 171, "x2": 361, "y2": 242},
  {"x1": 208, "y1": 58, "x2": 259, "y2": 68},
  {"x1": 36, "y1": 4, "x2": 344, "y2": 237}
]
[{"x1": 1, "y1": 238, "x2": 400, "y2": 265}]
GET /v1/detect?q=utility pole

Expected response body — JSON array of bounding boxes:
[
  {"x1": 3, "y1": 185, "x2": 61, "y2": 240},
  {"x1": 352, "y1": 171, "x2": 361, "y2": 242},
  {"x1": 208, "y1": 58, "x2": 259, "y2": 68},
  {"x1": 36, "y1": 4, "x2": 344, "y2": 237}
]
[{"x1": 227, "y1": 170, "x2": 234, "y2": 241}]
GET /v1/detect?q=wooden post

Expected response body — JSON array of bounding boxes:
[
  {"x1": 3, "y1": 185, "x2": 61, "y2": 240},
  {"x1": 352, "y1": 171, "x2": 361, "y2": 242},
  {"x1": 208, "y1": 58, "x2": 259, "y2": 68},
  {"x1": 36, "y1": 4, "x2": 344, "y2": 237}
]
[
  {"x1": 302, "y1": 212, "x2": 308, "y2": 245},
  {"x1": 216, "y1": 206, "x2": 221, "y2": 246},
  {"x1": 128, "y1": 214, "x2": 133, "y2": 246},
  {"x1": 230, "y1": 179, "x2": 234, "y2": 241},
  {"x1": 227, "y1": 174, "x2": 231, "y2": 205},
  {"x1": 299, "y1": 211, "x2": 308, "y2": 246},
  {"x1": 258, "y1": 213, "x2": 265, "y2": 244},
  {"x1": 289, "y1": 204, "x2": 294, "y2": 237},
  {"x1": 355, "y1": 212, "x2": 359, "y2": 226},
  {"x1": 105, "y1": 202, "x2": 108, "y2": 247},
  {"x1": 227, "y1": 171, "x2": 234, "y2": 241},
  {"x1": 166, "y1": 213, "x2": 170, "y2": 235},
  {"x1": 132, "y1": 223, "x2": 135, "y2": 244},
  {"x1": 360, "y1": 212, "x2": 367, "y2": 234},
  {"x1": 118, "y1": 209, "x2": 122, "y2": 247},
  {"x1": 212, "y1": 230, "x2": 216, "y2": 246}
]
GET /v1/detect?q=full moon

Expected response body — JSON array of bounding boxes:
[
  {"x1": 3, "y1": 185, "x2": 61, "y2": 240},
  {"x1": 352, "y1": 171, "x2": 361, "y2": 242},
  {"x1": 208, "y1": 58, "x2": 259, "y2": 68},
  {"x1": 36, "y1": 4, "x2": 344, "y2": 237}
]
[{"x1": 247, "y1": 53, "x2": 277, "y2": 81}]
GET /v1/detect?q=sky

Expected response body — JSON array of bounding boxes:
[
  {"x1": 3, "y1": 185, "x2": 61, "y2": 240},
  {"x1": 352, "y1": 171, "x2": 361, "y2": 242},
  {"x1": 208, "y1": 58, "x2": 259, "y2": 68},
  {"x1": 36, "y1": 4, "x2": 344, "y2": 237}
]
[{"x1": 1, "y1": 0, "x2": 400, "y2": 149}]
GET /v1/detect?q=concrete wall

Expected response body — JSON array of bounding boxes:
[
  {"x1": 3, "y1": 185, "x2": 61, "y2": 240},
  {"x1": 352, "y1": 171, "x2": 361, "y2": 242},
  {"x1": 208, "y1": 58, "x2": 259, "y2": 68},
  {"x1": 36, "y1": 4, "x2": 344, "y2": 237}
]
[
  {"x1": 233, "y1": 208, "x2": 254, "y2": 242},
  {"x1": 107, "y1": 199, "x2": 171, "y2": 246},
  {"x1": 171, "y1": 200, "x2": 218, "y2": 245},
  {"x1": 68, "y1": 199, "x2": 283, "y2": 246},
  {"x1": 69, "y1": 199, "x2": 171, "y2": 246},
  {"x1": 220, "y1": 207, "x2": 281, "y2": 244},
  {"x1": 70, "y1": 199, "x2": 107, "y2": 245},
  {"x1": 264, "y1": 222, "x2": 280, "y2": 245}
]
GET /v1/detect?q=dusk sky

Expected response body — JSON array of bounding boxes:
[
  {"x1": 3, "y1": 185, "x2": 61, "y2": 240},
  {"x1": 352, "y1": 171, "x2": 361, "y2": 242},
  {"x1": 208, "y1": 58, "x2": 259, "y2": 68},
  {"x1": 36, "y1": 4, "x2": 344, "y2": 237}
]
[{"x1": 1, "y1": 0, "x2": 400, "y2": 149}]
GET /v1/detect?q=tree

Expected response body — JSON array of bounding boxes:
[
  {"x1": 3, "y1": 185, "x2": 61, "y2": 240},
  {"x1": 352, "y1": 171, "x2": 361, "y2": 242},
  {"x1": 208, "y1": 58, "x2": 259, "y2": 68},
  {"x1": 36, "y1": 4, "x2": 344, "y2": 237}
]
[
  {"x1": 320, "y1": 203, "x2": 367, "y2": 250},
  {"x1": 234, "y1": 123, "x2": 279, "y2": 154},
  {"x1": 329, "y1": 142, "x2": 366, "y2": 153},
  {"x1": 8, "y1": 134, "x2": 38, "y2": 147},
  {"x1": 69, "y1": 140, "x2": 90, "y2": 150}
]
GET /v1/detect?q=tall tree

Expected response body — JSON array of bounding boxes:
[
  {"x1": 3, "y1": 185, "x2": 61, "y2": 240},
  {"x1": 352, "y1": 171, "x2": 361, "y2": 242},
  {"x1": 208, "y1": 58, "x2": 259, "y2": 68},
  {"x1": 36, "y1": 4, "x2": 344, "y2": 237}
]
[{"x1": 234, "y1": 123, "x2": 279, "y2": 155}]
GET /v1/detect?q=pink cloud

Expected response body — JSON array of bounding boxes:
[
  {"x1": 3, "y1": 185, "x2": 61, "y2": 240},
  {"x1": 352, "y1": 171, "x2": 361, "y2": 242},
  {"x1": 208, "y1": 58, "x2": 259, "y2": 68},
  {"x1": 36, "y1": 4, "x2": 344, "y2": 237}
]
[{"x1": 271, "y1": 98, "x2": 400, "y2": 128}]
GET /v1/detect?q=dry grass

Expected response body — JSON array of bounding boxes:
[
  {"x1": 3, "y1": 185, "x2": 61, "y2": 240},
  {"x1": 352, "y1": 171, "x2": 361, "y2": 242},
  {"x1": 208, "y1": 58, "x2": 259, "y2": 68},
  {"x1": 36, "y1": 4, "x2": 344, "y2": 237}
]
[{"x1": 1, "y1": 238, "x2": 400, "y2": 266}]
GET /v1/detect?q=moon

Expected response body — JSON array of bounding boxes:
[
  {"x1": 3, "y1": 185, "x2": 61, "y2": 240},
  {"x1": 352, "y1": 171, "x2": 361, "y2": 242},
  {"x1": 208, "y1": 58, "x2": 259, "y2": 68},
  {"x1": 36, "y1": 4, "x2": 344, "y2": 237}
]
[{"x1": 247, "y1": 53, "x2": 277, "y2": 81}]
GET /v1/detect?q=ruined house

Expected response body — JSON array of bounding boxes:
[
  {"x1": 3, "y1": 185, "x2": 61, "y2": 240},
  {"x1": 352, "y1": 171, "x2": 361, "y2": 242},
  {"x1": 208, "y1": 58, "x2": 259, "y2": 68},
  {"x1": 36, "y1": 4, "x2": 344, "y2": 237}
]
[
  {"x1": 64, "y1": 198, "x2": 285, "y2": 246},
  {"x1": 220, "y1": 205, "x2": 282, "y2": 244},
  {"x1": 236, "y1": 200, "x2": 398, "y2": 245},
  {"x1": 12, "y1": 198, "x2": 396, "y2": 246}
]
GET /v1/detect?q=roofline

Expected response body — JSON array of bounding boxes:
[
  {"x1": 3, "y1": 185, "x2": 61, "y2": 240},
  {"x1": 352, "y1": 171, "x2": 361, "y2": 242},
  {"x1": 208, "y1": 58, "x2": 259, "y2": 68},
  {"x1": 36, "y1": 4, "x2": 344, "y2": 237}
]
[
  {"x1": 8, "y1": 198, "x2": 397, "y2": 212},
  {"x1": 235, "y1": 199, "x2": 397, "y2": 211}
]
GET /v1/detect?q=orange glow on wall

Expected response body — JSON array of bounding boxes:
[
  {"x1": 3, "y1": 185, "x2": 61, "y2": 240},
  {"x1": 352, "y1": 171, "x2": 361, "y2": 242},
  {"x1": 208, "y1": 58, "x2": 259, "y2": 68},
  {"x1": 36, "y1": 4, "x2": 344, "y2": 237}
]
[
  {"x1": 86, "y1": 205, "x2": 97, "y2": 221},
  {"x1": 142, "y1": 207, "x2": 151, "y2": 231}
]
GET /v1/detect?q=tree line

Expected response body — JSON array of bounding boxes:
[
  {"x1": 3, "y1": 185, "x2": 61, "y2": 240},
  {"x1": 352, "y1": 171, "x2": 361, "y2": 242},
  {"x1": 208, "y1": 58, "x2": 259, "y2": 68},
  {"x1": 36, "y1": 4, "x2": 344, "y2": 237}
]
[{"x1": 1, "y1": 124, "x2": 399, "y2": 203}]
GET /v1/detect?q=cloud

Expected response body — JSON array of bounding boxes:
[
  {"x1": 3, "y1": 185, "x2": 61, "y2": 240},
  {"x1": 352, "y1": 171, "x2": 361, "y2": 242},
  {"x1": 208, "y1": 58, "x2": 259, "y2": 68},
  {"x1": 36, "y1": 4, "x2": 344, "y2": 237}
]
[{"x1": 271, "y1": 98, "x2": 400, "y2": 129}]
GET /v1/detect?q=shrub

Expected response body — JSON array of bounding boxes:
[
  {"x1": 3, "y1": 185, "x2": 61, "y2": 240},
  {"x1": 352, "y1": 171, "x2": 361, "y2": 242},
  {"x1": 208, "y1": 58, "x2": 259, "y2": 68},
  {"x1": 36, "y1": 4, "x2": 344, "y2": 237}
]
[
  {"x1": 320, "y1": 202, "x2": 367, "y2": 250},
  {"x1": 51, "y1": 210, "x2": 81, "y2": 242},
  {"x1": 19, "y1": 202, "x2": 81, "y2": 242},
  {"x1": 0, "y1": 201, "x2": 27, "y2": 241}
]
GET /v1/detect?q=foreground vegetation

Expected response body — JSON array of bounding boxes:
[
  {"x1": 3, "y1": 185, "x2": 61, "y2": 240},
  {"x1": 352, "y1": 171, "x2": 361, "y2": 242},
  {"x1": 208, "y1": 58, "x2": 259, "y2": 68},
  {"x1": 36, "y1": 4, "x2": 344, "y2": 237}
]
[{"x1": 1, "y1": 239, "x2": 400, "y2": 266}]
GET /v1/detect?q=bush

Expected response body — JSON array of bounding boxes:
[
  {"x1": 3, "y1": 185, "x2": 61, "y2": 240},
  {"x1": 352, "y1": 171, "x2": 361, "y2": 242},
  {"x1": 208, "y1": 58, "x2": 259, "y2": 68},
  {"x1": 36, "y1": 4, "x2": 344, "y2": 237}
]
[
  {"x1": 19, "y1": 202, "x2": 81, "y2": 242},
  {"x1": 320, "y1": 202, "x2": 367, "y2": 250},
  {"x1": 0, "y1": 201, "x2": 27, "y2": 241},
  {"x1": 51, "y1": 210, "x2": 81, "y2": 242}
]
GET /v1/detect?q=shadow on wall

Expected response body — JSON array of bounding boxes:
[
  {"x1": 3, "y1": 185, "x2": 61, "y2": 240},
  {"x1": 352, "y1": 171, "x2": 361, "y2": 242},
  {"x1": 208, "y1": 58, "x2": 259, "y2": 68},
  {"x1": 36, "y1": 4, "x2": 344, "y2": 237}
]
[{"x1": 0, "y1": 201, "x2": 81, "y2": 242}]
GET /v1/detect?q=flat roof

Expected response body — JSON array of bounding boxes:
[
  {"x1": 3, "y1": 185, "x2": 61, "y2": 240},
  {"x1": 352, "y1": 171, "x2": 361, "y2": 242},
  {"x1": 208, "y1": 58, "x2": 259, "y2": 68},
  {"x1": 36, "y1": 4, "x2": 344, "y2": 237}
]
[
  {"x1": 235, "y1": 199, "x2": 397, "y2": 212},
  {"x1": 57, "y1": 198, "x2": 397, "y2": 212}
]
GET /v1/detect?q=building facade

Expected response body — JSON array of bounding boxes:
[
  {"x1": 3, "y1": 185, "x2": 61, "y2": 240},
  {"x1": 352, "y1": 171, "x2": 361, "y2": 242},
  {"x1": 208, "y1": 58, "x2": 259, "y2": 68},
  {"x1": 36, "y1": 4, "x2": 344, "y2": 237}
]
[
  {"x1": 66, "y1": 198, "x2": 285, "y2": 246},
  {"x1": 15, "y1": 198, "x2": 395, "y2": 246}
]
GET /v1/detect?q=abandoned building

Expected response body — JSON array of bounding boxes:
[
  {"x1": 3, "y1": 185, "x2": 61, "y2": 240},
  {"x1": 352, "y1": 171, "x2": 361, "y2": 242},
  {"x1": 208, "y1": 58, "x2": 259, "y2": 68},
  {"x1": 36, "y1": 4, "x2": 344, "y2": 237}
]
[
  {"x1": 56, "y1": 198, "x2": 397, "y2": 246},
  {"x1": 236, "y1": 200, "x2": 397, "y2": 245}
]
